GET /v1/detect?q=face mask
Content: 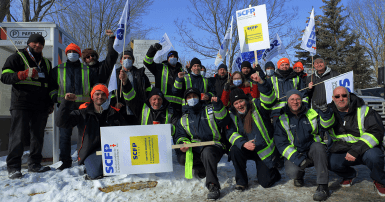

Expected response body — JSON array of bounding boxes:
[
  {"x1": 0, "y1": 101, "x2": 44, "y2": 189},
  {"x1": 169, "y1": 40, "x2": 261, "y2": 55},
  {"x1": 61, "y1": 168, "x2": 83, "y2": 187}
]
[
  {"x1": 123, "y1": 59, "x2": 133, "y2": 70},
  {"x1": 187, "y1": 98, "x2": 199, "y2": 107},
  {"x1": 237, "y1": 106, "x2": 247, "y2": 115},
  {"x1": 169, "y1": 58, "x2": 178, "y2": 66},
  {"x1": 67, "y1": 53, "x2": 79, "y2": 62},
  {"x1": 266, "y1": 69, "x2": 275, "y2": 76},
  {"x1": 200, "y1": 71, "x2": 206, "y2": 77},
  {"x1": 233, "y1": 79, "x2": 242, "y2": 86},
  {"x1": 191, "y1": 72, "x2": 199, "y2": 76},
  {"x1": 99, "y1": 96, "x2": 110, "y2": 113}
]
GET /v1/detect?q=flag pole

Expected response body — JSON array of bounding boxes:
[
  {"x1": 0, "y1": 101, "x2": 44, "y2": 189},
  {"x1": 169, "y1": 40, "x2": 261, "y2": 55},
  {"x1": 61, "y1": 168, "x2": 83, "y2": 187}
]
[
  {"x1": 120, "y1": 3, "x2": 129, "y2": 98},
  {"x1": 228, "y1": 16, "x2": 233, "y2": 79}
]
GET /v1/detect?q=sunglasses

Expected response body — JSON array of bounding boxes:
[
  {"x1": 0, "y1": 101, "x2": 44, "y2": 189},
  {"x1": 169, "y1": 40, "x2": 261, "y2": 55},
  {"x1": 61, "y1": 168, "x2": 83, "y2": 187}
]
[
  {"x1": 86, "y1": 55, "x2": 96, "y2": 59},
  {"x1": 334, "y1": 94, "x2": 348, "y2": 99}
]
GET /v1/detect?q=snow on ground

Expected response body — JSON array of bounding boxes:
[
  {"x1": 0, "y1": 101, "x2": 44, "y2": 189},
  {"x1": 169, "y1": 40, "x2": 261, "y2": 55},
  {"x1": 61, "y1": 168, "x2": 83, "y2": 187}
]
[{"x1": 0, "y1": 145, "x2": 384, "y2": 202}]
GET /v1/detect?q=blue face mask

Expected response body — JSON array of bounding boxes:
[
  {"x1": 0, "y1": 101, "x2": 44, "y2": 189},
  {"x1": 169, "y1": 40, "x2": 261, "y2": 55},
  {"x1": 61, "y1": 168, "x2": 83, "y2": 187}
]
[
  {"x1": 233, "y1": 79, "x2": 242, "y2": 86},
  {"x1": 200, "y1": 71, "x2": 206, "y2": 77},
  {"x1": 123, "y1": 59, "x2": 133, "y2": 70},
  {"x1": 266, "y1": 69, "x2": 275, "y2": 76},
  {"x1": 67, "y1": 53, "x2": 79, "y2": 62},
  {"x1": 187, "y1": 98, "x2": 199, "y2": 106},
  {"x1": 99, "y1": 95, "x2": 111, "y2": 112},
  {"x1": 169, "y1": 57, "x2": 177, "y2": 66}
]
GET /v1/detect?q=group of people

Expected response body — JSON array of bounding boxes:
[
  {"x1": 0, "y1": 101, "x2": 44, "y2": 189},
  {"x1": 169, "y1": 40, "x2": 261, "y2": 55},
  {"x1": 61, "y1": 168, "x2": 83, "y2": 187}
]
[{"x1": 1, "y1": 33, "x2": 385, "y2": 201}]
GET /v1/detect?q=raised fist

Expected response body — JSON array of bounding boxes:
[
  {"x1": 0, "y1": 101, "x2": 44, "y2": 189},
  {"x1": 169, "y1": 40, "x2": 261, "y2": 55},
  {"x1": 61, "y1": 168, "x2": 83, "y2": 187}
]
[{"x1": 154, "y1": 43, "x2": 162, "y2": 51}]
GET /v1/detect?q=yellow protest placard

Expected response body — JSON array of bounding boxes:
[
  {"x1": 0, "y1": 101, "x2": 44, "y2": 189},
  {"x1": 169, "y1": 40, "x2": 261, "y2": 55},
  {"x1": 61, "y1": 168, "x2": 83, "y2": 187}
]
[
  {"x1": 244, "y1": 24, "x2": 263, "y2": 44},
  {"x1": 130, "y1": 135, "x2": 159, "y2": 165}
]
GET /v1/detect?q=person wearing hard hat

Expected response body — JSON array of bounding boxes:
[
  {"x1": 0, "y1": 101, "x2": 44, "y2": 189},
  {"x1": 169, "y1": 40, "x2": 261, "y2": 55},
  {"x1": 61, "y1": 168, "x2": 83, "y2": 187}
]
[
  {"x1": 1, "y1": 34, "x2": 54, "y2": 179},
  {"x1": 50, "y1": 43, "x2": 99, "y2": 171}
]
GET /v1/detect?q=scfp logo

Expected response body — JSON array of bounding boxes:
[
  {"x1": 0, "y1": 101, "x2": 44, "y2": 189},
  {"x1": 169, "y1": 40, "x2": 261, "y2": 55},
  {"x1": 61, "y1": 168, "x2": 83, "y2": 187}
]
[
  {"x1": 238, "y1": 8, "x2": 255, "y2": 17},
  {"x1": 104, "y1": 144, "x2": 114, "y2": 173},
  {"x1": 132, "y1": 143, "x2": 138, "y2": 160}
]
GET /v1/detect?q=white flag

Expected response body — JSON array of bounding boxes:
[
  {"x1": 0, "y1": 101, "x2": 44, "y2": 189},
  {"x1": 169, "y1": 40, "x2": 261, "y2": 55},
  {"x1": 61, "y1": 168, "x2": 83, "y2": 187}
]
[
  {"x1": 232, "y1": 52, "x2": 242, "y2": 72},
  {"x1": 261, "y1": 33, "x2": 286, "y2": 62},
  {"x1": 300, "y1": 8, "x2": 316, "y2": 56},
  {"x1": 108, "y1": 64, "x2": 118, "y2": 93},
  {"x1": 154, "y1": 33, "x2": 173, "y2": 62},
  {"x1": 113, "y1": 0, "x2": 130, "y2": 53},
  {"x1": 324, "y1": 71, "x2": 354, "y2": 104},
  {"x1": 215, "y1": 16, "x2": 233, "y2": 66}
]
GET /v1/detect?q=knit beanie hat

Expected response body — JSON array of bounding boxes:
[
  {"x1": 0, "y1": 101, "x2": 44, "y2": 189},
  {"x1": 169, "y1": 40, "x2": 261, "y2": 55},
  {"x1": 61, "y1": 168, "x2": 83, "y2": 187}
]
[
  {"x1": 217, "y1": 64, "x2": 228, "y2": 71},
  {"x1": 120, "y1": 50, "x2": 135, "y2": 62},
  {"x1": 184, "y1": 87, "x2": 200, "y2": 100},
  {"x1": 27, "y1": 34, "x2": 45, "y2": 46},
  {"x1": 65, "y1": 43, "x2": 82, "y2": 56},
  {"x1": 82, "y1": 48, "x2": 99, "y2": 61},
  {"x1": 286, "y1": 89, "x2": 302, "y2": 100},
  {"x1": 277, "y1": 58, "x2": 290, "y2": 69},
  {"x1": 293, "y1": 62, "x2": 304, "y2": 70},
  {"x1": 91, "y1": 84, "x2": 109, "y2": 99},
  {"x1": 241, "y1": 61, "x2": 252, "y2": 69},
  {"x1": 229, "y1": 87, "x2": 248, "y2": 104},
  {"x1": 190, "y1": 58, "x2": 202, "y2": 68},
  {"x1": 167, "y1": 51, "x2": 178, "y2": 60},
  {"x1": 264, "y1": 61, "x2": 275, "y2": 70}
]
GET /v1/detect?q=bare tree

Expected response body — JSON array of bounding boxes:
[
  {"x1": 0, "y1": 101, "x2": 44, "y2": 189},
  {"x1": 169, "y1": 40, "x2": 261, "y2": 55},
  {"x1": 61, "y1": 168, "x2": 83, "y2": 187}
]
[
  {"x1": 47, "y1": 0, "x2": 154, "y2": 59},
  {"x1": 0, "y1": 0, "x2": 11, "y2": 22},
  {"x1": 174, "y1": 0, "x2": 299, "y2": 72},
  {"x1": 347, "y1": 0, "x2": 385, "y2": 78}
]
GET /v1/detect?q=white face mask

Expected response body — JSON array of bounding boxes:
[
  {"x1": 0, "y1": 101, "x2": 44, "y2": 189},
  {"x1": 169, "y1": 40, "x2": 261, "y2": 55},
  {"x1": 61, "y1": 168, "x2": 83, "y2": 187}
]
[
  {"x1": 98, "y1": 95, "x2": 110, "y2": 113},
  {"x1": 169, "y1": 57, "x2": 178, "y2": 66},
  {"x1": 123, "y1": 59, "x2": 133, "y2": 70},
  {"x1": 266, "y1": 69, "x2": 275, "y2": 76},
  {"x1": 233, "y1": 79, "x2": 242, "y2": 86},
  {"x1": 67, "y1": 53, "x2": 79, "y2": 62},
  {"x1": 187, "y1": 98, "x2": 199, "y2": 106}
]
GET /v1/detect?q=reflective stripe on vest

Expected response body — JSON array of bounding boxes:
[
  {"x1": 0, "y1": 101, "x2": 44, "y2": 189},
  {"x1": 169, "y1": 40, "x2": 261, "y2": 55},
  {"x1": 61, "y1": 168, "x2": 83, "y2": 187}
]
[
  {"x1": 180, "y1": 105, "x2": 222, "y2": 146},
  {"x1": 57, "y1": 63, "x2": 91, "y2": 103},
  {"x1": 184, "y1": 74, "x2": 208, "y2": 93},
  {"x1": 164, "y1": 95, "x2": 183, "y2": 105},
  {"x1": 123, "y1": 87, "x2": 136, "y2": 101},
  {"x1": 161, "y1": 64, "x2": 169, "y2": 94},
  {"x1": 141, "y1": 104, "x2": 172, "y2": 125},
  {"x1": 15, "y1": 52, "x2": 50, "y2": 88},
  {"x1": 270, "y1": 75, "x2": 299, "y2": 110}
]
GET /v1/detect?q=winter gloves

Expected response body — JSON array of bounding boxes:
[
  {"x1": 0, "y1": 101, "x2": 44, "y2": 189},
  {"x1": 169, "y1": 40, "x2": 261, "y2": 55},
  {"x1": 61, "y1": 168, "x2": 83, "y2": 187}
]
[
  {"x1": 154, "y1": 43, "x2": 162, "y2": 51},
  {"x1": 17, "y1": 68, "x2": 38, "y2": 81}
]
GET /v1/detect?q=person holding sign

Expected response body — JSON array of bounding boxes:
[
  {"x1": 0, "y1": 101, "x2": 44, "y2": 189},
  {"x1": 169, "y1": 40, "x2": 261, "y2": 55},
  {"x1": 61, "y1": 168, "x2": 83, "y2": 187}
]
[
  {"x1": 173, "y1": 58, "x2": 216, "y2": 102},
  {"x1": 174, "y1": 87, "x2": 229, "y2": 200},
  {"x1": 144, "y1": 43, "x2": 184, "y2": 112},
  {"x1": 307, "y1": 57, "x2": 339, "y2": 110},
  {"x1": 274, "y1": 89, "x2": 335, "y2": 201},
  {"x1": 327, "y1": 87, "x2": 385, "y2": 196},
  {"x1": 226, "y1": 73, "x2": 281, "y2": 191},
  {"x1": 120, "y1": 69, "x2": 180, "y2": 139},
  {"x1": 265, "y1": 58, "x2": 308, "y2": 121},
  {"x1": 1, "y1": 34, "x2": 54, "y2": 179},
  {"x1": 55, "y1": 84, "x2": 127, "y2": 180}
]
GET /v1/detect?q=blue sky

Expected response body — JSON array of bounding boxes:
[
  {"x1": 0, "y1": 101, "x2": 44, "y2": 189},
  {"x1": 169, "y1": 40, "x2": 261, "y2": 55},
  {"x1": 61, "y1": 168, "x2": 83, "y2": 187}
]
[{"x1": 140, "y1": 0, "x2": 349, "y2": 70}]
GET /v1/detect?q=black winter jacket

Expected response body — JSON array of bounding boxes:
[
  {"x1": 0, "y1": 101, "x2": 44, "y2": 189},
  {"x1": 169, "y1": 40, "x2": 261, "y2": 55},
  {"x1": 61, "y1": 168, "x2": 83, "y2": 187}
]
[
  {"x1": 327, "y1": 93, "x2": 385, "y2": 158},
  {"x1": 87, "y1": 36, "x2": 119, "y2": 84},
  {"x1": 306, "y1": 66, "x2": 339, "y2": 108},
  {"x1": 55, "y1": 100, "x2": 127, "y2": 164},
  {"x1": 211, "y1": 74, "x2": 229, "y2": 99},
  {"x1": 1, "y1": 48, "x2": 53, "y2": 111},
  {"x1": 172, "y1": 73, "x2": 216, "y2": 99}
]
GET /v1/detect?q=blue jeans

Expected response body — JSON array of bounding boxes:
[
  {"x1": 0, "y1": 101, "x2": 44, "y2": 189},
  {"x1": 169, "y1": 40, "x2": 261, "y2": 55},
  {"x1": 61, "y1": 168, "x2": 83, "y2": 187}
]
[
  {"x1": 328, "y1": 147, "x2": 385, "y2": 185},
  {"x1": 84, "y1": 152, "x2": 103, "y2": 179},
  {"x1": 59, "y1": 127, "x2": 73, "y2": 161}
]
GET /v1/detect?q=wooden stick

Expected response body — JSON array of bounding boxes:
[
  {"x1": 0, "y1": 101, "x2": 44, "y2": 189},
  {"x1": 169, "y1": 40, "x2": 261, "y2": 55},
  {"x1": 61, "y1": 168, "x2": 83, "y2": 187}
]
[
  {"x1": 171, "y1": 141, "x2": 215, "y2": 149},
  {"x1": 0, "y1": 26, "x2": 31, "y2": 69},
  {"x1": 96, "y1": 141, "x2": 216, "y2": 155},
  {"x1": 311, "y1": 56, "x2": 314, "y2": 83},
  {"x1": 278, "y1": 80, "x2": 325, "y2": 100}
]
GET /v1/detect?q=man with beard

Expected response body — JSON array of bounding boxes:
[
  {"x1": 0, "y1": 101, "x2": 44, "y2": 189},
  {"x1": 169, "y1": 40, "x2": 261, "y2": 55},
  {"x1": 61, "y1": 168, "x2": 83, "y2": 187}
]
[
  {"x1": 307, "y1": 57, "x2": 339, "y2": 110},
  {"x1": 55, "y1": 84, "x2": 127, "y2": 180},
  {"x1": 110, "y1": 50, "x2": 152, "y2": 125},
  {"x1": 50, "y1": 43, "x2": 99, "y2": 171},
  {"x1": 144, "y1": 43, "x2": 183, "y2": 112},
  {"x1": 173, "y1": 58, "x2": 216, "y2": 103},
  {"x1": 81, "y1": 30, "x2": 118, "y2": 84},
  {"x1": 327, "y1": 86, "x2": 385, "y2": 197},
  {"x1": 265, "y1": 58, "x2": 308, "y2": 121},
  {"x1": 274, "y1": 89, "x2": 335, "y2": 201},
  {"x1": 1, "y1": 34, "x2": 54, "y2": 179}
]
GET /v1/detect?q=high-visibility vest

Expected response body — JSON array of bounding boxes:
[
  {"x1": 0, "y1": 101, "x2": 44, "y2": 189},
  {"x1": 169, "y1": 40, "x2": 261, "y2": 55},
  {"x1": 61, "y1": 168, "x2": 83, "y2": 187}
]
[
  {"x1": 174, "y1": 74, "x2": 208, "y2": 93},
  {"x1": 328, "y1": 105, "x2": 380, "y2": 149},
  {"x1": 55, "y1": 63, "x2": 91, "y2": 103},
  {"x1": 140, "y1": 104, "x2": 175, "y2": 136},
  {"x1": 178, "y1": 104, "x2": 222, "y2": 147},
  {"x1": 279, "y1": 109, "x2": 322, "y2": 160},
  {"x1": 160, "y1": 64, "x2": 183, "y2": 105},
  {"x1": 228, "y1": 100, "x2": 275, "y2": 161},
  {"x1": 13, "y1": 52, "x2": 50, "y2": 88}
]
